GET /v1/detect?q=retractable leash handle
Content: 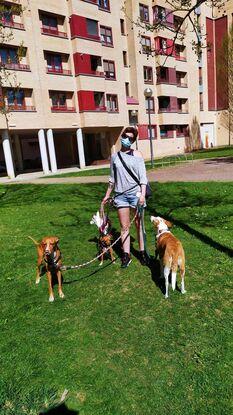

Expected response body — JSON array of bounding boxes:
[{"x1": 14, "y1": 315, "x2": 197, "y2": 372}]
[{"x1": 137, "y1": 204, "x2": 150, "y2": 259}]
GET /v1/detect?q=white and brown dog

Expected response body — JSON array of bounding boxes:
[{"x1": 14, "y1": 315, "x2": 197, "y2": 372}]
[
  {"x1": 90, "y1": 211, "x2": 115, "y2": 266},
  {"x1": 29, "y1": 236, "x2": 64, "y2": 302},
  {"x1": 151, "y1": 216, "x2": 186, "y2": 298}
]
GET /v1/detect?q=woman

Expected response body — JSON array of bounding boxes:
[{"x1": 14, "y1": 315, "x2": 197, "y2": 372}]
[{"x1": 102, "y1": 126, "x2": 149, "y2": 268}]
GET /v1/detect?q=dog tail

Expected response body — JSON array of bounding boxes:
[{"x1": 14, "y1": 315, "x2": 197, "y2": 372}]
[{"x1": 28, "y1": 236, "x2": 39, "y2": 246}]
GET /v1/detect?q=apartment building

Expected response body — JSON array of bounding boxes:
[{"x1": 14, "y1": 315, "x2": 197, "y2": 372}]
[{"x1": 0, "y1": 0, "x2": 232, "y2": 178}]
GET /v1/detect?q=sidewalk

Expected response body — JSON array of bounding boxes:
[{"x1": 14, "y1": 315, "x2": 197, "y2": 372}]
[{"x1": 0, "y1": 157, "x2": 232, "y2": 184}]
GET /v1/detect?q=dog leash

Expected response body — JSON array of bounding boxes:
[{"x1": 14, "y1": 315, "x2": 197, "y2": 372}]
[{"x1": 60, "y1": 209, "x2": 138, "y2": 272}]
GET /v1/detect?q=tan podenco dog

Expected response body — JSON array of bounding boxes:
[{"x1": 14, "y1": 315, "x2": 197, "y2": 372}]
[
  {"x1": 150, "y1": 216, "x2": 186, "y2": 298},
  {"x1": 29, "y1": 236, "x2": 64, "y2": 302}
]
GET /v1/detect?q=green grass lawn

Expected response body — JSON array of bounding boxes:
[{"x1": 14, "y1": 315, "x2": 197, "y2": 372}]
[
  {"x1": 0, "y1": 183, "x2": 232, "y2": 415},
  {"x1": 44, "y1": 145, "x2": 233, "y2": 178}
]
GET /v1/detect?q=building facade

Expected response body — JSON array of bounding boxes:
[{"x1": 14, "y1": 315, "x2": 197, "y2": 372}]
[{"x1": 0, "y1": 0, "x2": 232, "y2": 178}]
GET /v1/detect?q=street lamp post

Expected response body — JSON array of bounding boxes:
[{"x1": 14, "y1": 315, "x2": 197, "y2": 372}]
[
  {"x1": 144, "y1": 87, "x2": 154, "y2": 168},
  {"x1": 131, "y1": 109, "x2": 138, "y2": 149}
]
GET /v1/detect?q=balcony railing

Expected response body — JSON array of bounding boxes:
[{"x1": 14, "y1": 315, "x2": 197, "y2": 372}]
[
  {"x1": 158, "y1": 106, "x2": 174, "y2": 113},
  {"x1": 47, "y1": 67, "x2": 72, "y2": 76},
  {"x1": 126, "y1": 97, "x2": 139, "y2": 105},
  {"x1": 175, "y1": 55, "x2": 186, "y2": 61},
  {"x1": 177, "y1": 108, "x2": 189, "y2": 114},
  {"x1": 41, "y1": 25, "x2": 68, "y2": 38},
  {"x1": 7, "y1": 105, "x2": 36, "y2": 112},
  {"x1": 51, "y1": 105, "x2": 76, "y2": 112},
  {"x1": 1, "y1": 19, "x2": 24, "y2": 30},
  {"x1": 177, "y1": 81, "x2": 188, "y2": 87},
  {"x1": 0, "y1": 62, "x2": 30, "y2": 71},
  {"x1": 94, "y1": 105, "x2": 106, "y2": 111},
  {"x1": 160, "y1": 132, "x2": 174, "y2": 138}
]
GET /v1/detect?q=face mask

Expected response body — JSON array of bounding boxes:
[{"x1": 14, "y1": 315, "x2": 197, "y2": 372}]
[{"x1": 121, "y1": 136, "x2": 132, "y2": 148}]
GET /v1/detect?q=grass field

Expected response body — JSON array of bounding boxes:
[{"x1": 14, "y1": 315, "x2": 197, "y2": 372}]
[
  {"x1": 0, "y1": 182, "x2": 232, "y2": 415},
  {"x1": 44, "y1": 146, "x2": 233, "y2": 178}
]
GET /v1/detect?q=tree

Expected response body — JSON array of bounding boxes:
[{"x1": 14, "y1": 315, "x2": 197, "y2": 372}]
[
  {"x1": 0, "y1": 0, "x2": 24, "y2": 129},
  {"x1": 216, "y1": 23, "x2": 233, "y2": 146},
  {"x1": 123, "y1": 0, "x2": 227, "y2": 59}
]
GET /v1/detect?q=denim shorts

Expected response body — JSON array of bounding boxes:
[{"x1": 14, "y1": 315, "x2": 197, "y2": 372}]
[{"x1": 114, "y1": 192, "x2": 146, "y2": 209}]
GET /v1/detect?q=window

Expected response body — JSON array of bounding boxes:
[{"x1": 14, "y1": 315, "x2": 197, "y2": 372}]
[
  {"x1": 100, "y1": 26, "x2": 113, "y2": 46},
  {"x1": 86, "y1": 18, "x2": 99, "y2": 37},
  {"x1": 141, "y1": 36, "x2": 151, "y2": 54},
  {"x1": 123, "y1": 51, "x2": 127, "y2": 66},
  {"x1": 200, "y1": 93, "x2": 203, "y2": 110},
  {"x1": 125, "y1": 82, "x2": 130, "y2": 97},
  {"x1": 103, "y1": 60, "x2": 115, "y2": 79},
  {"x1": 90, "y1": 55, "x2": 102, "y2": 72},
  {"x1": 94, "y1": 92, "x2": 105, "y2": 108},
  {"x1": 148, "y1": 125, "x2": 157, "y2": 139},
  {"x1": 143, "y1": 66, "x2": 153, "y2": 83},
  {"x1": 51, "y1": 92, "x2": 67, "y2": 108},
  {"x1": 1, "y1": 6, "x2": 13, "y2": 23},
  {"x1": 140, "y1": 4, "x2": 149, "y2": 22},
  {"x1": 120, "y1": 19, "x2": 125, "y2": 35},
  {"x1": 145, "y1": 97, "x2": 155, "y2": 113},
  {"x1": 0, "y1": 48, "x2": 18, "y2": 64},
  {"x1": 47, "y1": 54, "x2": 62, "y2": 71},
  {"x1": 98, "y1": 0, "x2": 110, "y2": 11},
  {"x1": 156, "y1": 67, "x2": 168, "y2": 83},
  {"x1": 153, "y1": 6, "x2": 166, "y2": 22},
  {"x1": 42, "y1": 15, "x2": 58, "y2": 28},
  {"x1": 107, "y1": 94, "x2": 118, "y2": 112},
  {"x1": 7, "y1": 89, "x2": 25, "y2": 106}
]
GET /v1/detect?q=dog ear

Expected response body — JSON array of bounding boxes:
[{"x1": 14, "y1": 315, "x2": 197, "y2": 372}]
[
  {"x1": 164, "y1": 220, "x2": 173, "y2": 228},
  {"x1": 55, "y1": 237, "x2": 59, "y2": 244}
]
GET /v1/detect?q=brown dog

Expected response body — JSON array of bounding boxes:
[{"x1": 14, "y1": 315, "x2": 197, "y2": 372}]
[
  {"x1": 29, "y1": 236, "x2": 64, "y2": 302},
  {"x1": 90, "y1": 211, "x2": 115, "y2": 266},
  {"x1": 150, "y1": 216, "x2": 186, "y2": 298}
]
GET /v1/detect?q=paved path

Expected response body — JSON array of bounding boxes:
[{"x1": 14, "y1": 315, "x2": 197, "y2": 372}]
[{"x1": 0, "y1": 157, "x2": 232, "y2": 184}]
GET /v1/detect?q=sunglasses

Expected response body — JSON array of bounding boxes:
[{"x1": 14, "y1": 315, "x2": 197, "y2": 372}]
[{"x1": 122, "y1": 133, "x2": 133, "y2": 140}]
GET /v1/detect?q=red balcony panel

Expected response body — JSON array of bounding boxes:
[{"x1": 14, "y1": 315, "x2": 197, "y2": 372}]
[
  {"x1": 1, "y1": 63, "x2": 30, "y2": 71},
  {"x1": 170, "y1": 96, "x2": 178, "y2": 111},
  {"x1": 47, "y1": 67, "x2": 72, "y2": 75},
  {"x1": 126, "y1": 97, "x2": 139, "y2": 105},
  {"x1": 166, "y1": 39, "x2": 175, "y2": 56},
  {"x1": 175, "y1": 55, "x2": 186, "y2": 61},
  {"x1": 78, "y1": 91, "x2": 106, "y2": 112},
  {"x1": 168, "y1": 67, "x2": 176, "y2": 83},
  {"x1": 41, "y1": 25, "x2": 67, "y2": 38},
  {"x1": 1, "y1": 19, "x2": 24, "y2": 30},
  {"x1": 73, "y1": 53, "x2": 104, "y2": 77},
  {"x1": 138, "y1": 124, "x2": 148, "y2": 140},
  {"x1": 70, "y1": 15, "x2": 100, "y2": 41},
  {"x1": 51, "y1": 106, "x2": 76, "y2": 112}
]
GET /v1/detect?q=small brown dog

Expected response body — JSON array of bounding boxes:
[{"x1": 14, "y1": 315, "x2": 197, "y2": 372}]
[
  {"x1": 151, "y1": 216, "x2": 186, "y2": 298},
  {"x1": 90, "y1": 211, "x2": 115, "y2": 266},
  {"x1": 29, "y1": 236, "x2": 64, "y2": 302}
]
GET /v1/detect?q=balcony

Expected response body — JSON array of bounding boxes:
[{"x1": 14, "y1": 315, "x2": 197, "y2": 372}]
[
  {"x1": 7, "y1": 105, "x2": 36, "y2": 112},
  {"x1": 47, "y1": 67, "x2": 72, "y2": 76},
  {"x1": 51, "y1": 105, "x2": 76, "y2": 112},
  {"x1": 0, "y1": 62, "x2": 30, "y2": 71},
  {"x1": 1, "y1": 18, "x2": 24, "y2": 30},
  {"x1": 41, "y1": 25, "x2": 68, "y2": 38}
]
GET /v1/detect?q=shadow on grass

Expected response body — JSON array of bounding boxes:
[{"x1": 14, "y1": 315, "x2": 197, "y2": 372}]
[
  {"x1": 204, "y1": 156, "x2": 233, "y2": 164},
  {"x1": 39, "y1": 402, "x2": 79, "y2": 414}
]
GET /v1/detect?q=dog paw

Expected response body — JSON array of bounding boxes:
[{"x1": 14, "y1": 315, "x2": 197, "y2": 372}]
[
  {"x1": 164, "y1": 294, "x2": 169, "y2": 299},
  {"x1": 49, "y1": 295, "x2": 55, "y2": 302},
  {"x1": 59, "y1": 292, "x2": 65, "y2": 299},
  {"x1": 35, "y1": 278, "x2": 40, "y2": 285},
  {"x1": 99, "y1": 262, "x2": 103, "y2": 267},
  {"x1": 181, "y1": 289, "x2": 187, "y2": 294}
]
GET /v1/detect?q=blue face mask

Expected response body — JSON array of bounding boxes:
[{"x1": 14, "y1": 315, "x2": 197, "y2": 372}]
[{"x1": 121, "y1": 136, "x2": 132, "y2": 148}]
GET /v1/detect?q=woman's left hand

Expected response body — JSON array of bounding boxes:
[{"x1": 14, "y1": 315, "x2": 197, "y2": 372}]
[{"x1": 139, "y1": 195, "x2": 145, "y2": 206}]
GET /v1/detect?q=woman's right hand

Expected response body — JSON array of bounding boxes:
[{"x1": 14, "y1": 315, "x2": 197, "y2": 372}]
[{"x1": 102, "y1": 196, "x2": 109, "y2": 205}]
